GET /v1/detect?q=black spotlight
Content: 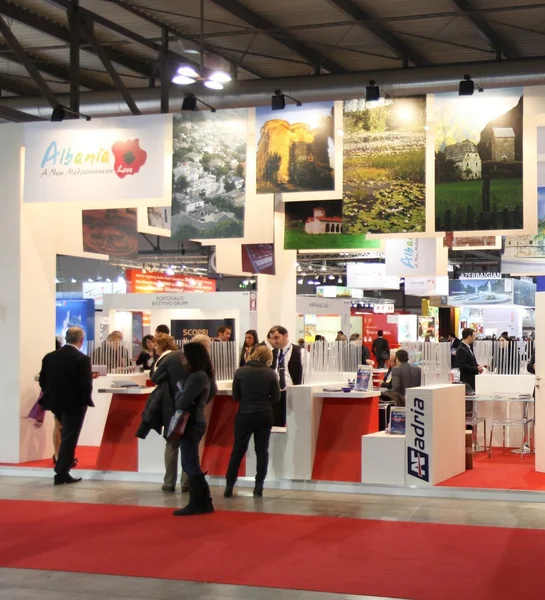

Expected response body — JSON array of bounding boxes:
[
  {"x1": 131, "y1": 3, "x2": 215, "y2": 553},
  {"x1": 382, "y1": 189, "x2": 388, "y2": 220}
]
[
  {"x1": 181, "y1": 93, "x2": 198, "y2": 111},
  {"x1": 271, "y1": 91, "x2": 286, "y2": 111},
  {"x1": 51, "y1": 104, "x2": 91, "y2": 122},
  {"x1": 51, "y1": 106, "x2": 65, "y2": 122},
  {"x1": 181, "y1": 93, "x2": 216, "y2": 113},
  {"x1": 271, "y1": 89, "x2": 302, "y2": 111},
  {"x1": 459, "y1": 74, "x2": 483, "y2": 96},
  {"x1": 365, "y1": 80, "x2": 381, "y2": 102}
]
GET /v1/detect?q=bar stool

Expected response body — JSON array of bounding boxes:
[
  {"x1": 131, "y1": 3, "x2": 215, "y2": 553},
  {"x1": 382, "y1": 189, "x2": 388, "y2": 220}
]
[
  {"x1": 465, "y1": 397, "x2": 486, "y2": 455},
  {"x1": 488, "y1": 396, "x2": 534, "y2": 460}
]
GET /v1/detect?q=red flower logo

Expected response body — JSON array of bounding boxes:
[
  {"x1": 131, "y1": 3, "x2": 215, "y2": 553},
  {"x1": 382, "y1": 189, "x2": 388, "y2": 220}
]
[{"x1": 111, "y1": 139, "x2": 147, "y2": 179}]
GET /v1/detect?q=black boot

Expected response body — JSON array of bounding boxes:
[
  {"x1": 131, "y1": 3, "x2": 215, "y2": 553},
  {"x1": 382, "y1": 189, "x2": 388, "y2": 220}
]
[
  {"x1": 253, "y1": 483, "x2": 264, "y2": 497},
  {"x1": 224, "y1": 480, "x2": 235, "y2": 498},
  {"x1": 173, "y1": 476, "x2": 201, "y2": 516},
  {"x1": 201, "y1": 474, "x2": 215, "y2": 513}
]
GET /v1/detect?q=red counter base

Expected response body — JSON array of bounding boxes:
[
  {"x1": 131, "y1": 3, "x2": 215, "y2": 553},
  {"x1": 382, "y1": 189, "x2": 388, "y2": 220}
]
[
  {"x1": 312, "y1": 396, "x2": 379, "y2": 482},
  {"x1": 96, "y1": 394, "x2": 149, "y2": 472},
  {"x1": 201, "y1": 395, "x2": 244, "y2": 477}
]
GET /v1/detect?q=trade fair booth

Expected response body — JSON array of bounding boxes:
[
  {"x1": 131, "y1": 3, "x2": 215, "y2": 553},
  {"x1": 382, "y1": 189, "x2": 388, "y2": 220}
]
[{"x1": 1, "y1": 86, "x2": 545, "y2": 504}]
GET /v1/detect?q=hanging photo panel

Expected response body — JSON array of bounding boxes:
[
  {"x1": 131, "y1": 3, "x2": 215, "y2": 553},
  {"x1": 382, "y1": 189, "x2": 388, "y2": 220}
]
[
  {"x1": 170, "y1": 109, "x2": 247, "y2": 241},
  {"x1": 82, "y1": 208, "x2": 138, "y2": 258},
  {"x1": 241, "y1": 243, "x2": 275, "y2": 275},
  {"x1": 342, "y1": 96, "x2": 426, "y2": 235},
  {"x1": 255, "y1": 101, "x2": 342, "y2": 200},
  {"x1": 434, "y1": 87, "x2": 523, "y2": 233},
  {"x1": 284, "y1": 199, "x2": 380, "y2": 250}
]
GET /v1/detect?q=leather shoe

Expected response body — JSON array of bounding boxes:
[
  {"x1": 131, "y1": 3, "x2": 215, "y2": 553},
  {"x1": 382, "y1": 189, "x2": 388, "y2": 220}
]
[
  {"x1": 162, "y1": 484, "x2": 175, "y2": 492},
  {"x1": 253, "y1": 484, "x2": 264, "y2": 497},
  {"x1": 54, "y1": 474, "x2": 82, "y2": 486}
]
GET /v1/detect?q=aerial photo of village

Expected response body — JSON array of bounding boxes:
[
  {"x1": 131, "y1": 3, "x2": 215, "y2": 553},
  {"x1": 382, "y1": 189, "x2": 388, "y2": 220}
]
[{"x1": 171, "y1": 110, "x2": 247, "y2": 240}]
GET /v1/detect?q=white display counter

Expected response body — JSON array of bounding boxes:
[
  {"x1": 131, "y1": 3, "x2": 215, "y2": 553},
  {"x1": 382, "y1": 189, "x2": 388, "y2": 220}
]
[
  {"x1": 362, "y1": 432, "x2": 406, "y2": 486},
  {"x1": 406, "y1": 384, "x2": 466, "y2": 486}
]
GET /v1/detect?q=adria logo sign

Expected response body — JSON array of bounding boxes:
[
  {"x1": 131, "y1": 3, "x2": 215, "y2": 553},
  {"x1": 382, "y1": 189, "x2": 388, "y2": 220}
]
[{"x1": 111, "y1": 139, "x2": 147, "y2": 179}]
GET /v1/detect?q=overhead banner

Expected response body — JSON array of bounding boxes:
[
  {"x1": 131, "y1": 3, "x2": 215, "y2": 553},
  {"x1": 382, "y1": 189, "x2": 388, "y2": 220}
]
[
  {"x1": 385, "y1": 238, "x2": 437, "y2": 277},
  {"x1": 405, "y1": 277, "x2": 449, "y2": 297},
  {"x1": 125, "y1": 269, "x2": 216, "y2": 294},
  {"x1": 24, "y1": 114, "x2": 171, "y2": 204},
  {"x1": 346, "y1": 263, "x2": 400, "y2": 290}
]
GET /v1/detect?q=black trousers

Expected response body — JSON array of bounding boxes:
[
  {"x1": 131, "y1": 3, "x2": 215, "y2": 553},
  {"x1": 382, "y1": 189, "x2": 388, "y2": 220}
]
[
  {"x1": 226, "y1": 411, "x2": 274, "y2": 485},
  {"x1": 273, "y1": 390, "x2": 287, "y2": 427},
  {"x1": 53, "y1": 406, "x2": 87, "y2": 477}
]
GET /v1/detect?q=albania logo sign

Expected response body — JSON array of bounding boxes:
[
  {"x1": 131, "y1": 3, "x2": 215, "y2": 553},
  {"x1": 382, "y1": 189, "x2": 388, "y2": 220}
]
[{"x1": 111, "y1": 139, "x2": 147, "y2": 179}]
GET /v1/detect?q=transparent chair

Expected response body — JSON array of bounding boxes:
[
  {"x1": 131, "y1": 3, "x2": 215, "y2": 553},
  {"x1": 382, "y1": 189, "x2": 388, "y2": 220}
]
[
  {"x1": 488, "y1": 397, "x2": 534, "y2": 460},
  {"x1": 465, "y1": 398, "x2": 487, "y2": 455}
]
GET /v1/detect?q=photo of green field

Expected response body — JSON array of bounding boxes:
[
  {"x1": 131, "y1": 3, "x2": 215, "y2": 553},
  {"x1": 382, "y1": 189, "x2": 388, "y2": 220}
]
[
  {"x1": 434, "y1": 88, "x2": 523, "y2": 232},
  {"x1": 342, "y1": 97, "x2": 426, "y2": 234}
]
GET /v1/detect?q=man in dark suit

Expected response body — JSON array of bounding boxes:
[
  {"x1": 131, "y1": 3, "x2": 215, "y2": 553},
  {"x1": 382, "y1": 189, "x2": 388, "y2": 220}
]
[
  {"x1": 456, "y1": 327, "x2": 483, "y2": 392},
  {"x1": 372, "y1": 330, "x2": 390, "y2": 368},
  {"x1": 391, "y1": 349, "x2": 422, "y2": 400},
  {"x1": 39, "y1": 327, "x2": 93, "y2": 485},
  {"x1": 269, "y1": 325, "x2": 303, "y2": 427},
  {"x1": 448, "y1": 332, "x2": 461, "y2": 367}
]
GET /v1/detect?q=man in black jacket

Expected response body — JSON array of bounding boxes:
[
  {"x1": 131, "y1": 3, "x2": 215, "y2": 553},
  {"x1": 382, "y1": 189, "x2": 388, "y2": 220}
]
[
  {"x1": 456, "y1": 328, "x2": 483, "y2": 392},
  {"x1": 372, "y1": 330, "x2": 390, "y2": 368},
  {"x1": 270, "y1": 325, "x2": 303, "y2": 427},
  {"x1": 39, "y1": 327, "x2": 93, "y2": 485},
  {"x1": 448, "y1": 332, "x2": 461, "y2": 368}
]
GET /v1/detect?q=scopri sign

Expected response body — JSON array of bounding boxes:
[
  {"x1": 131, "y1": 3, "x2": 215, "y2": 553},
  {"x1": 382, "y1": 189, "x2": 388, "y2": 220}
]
[
  {"x1": 24, "y1": 114, "x2": 171, "y2": 204},
  {"x1": 385, "y1": 238, "x2": 437, "y2": 277}
]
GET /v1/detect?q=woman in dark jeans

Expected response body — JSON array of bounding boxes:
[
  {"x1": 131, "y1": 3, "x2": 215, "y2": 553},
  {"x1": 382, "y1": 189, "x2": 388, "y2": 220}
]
[
  {"x1": 173, "y1": 342, "x2": 216, "y2": 517},
  {"x1": 224, "y1": 345, "x2": 280, "y2": 498}
]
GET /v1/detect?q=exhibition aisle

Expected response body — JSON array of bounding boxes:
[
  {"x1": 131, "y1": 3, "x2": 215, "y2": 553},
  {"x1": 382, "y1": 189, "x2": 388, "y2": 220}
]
[{"x1": 2, "y1": 498, "x2": 545, "y2": 600}]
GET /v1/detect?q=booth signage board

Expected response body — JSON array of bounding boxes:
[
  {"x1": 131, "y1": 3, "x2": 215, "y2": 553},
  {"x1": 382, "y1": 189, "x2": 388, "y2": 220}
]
[
  {"x1": 459, "y1": 272, "x2": 502, "y2": 279},
  {"x1": 346, "y1": 263, "x2": 400, "y2": 290},
  {"x1": 406, "y1": 395, "x2": 431, "y2": 485},
  {"x1": 56, "y1": 298, "x2": 95, "y2": 354},
  {"x1": 126, "y1": 269, "x2": 216, "y2": 294},
  {"x1": 103, "y1": 292, "x2": 251, "y2": 312},
  {"x1": 171, "y1": 319, "x2": 236, "y2": 341},
  {"x1": 374, "y1": 303, "x2": 394, "y2": 314},
  {"x1": 404, "y1": 276, "x2": 449, "y2": 297},
  {"x1": 82, "y1": 281, "x2": 126, "y2": 307},
  {"x1": 448, "y1": 279, "x2": 513, "y2": 306},
  {"x1": 385, "y1": 238, "x2": 437, "y2": 277},
  {"x1": 24, "y1": 115, "x2": 171, "y2": 204},
  {"x1": 296, "y1": 296, "x2": 352, "y2": 316}
]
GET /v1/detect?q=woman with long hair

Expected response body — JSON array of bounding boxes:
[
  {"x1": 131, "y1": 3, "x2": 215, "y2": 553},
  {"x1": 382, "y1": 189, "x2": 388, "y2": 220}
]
[
  {"x1": 149, "y1": 334, "x2": 177, "y2": 377},
  {"x1": 136, "y1": 335, "x2": 155, "y2": 371},
  {"x1": 225, "y1": 345, "x2": 280, "y2": 498},
  {"x1": 173, "y1": 342, "x2": 215, "y2": 516},
  {"x1": 239, "y1": 329, "x2": 259, "y2": 367}
]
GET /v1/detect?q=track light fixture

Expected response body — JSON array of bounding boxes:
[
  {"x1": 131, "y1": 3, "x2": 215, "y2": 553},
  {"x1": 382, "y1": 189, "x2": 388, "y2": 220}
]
[
  {"x1": 459, "y1": 74, "x2": 483, "y2": 96},
  {"x1": 181, "y1": 93, "x2": 216, "y2": 113},
  {"x1": 51, "y1": 104, "x2": 91, "y2": 122},
  {"x1": 271, "y1": 89, "x2": 302, "y2": 111},
  {"x1": 365, "y1": 80, "x2": 391, "y2": 103}
]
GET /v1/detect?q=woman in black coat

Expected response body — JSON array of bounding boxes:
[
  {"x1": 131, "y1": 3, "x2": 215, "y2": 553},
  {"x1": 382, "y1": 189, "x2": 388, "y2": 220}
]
[
  {"x1": 135, "y1": 335, "x2": 156, "y2": 371},
  {"x1": 225, "y1": 345, "x2": 280, "y2": 498},
  {"x1": 172, "y1": 342, "x2": 216, "y2": 517}
]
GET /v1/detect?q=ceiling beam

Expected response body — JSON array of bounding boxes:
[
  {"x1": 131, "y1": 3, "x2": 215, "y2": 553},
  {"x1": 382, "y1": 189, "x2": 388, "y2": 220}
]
[
  {"x1": 78, "y1": 16, "x2": 141, "y2": 115},
  {"x1": 0, "y1": 104, "x2": 45, "y2": 122},
  {"x1": 327, "y1": 0, "x2": 429, "y2": 67},
  {"x1": 0, "y1": 74, "x2": 41, "y2": 96},
  {"x1": 208, "y1": 0, "x2": 347, "y2": 74},
  {"x1": 0, "y1": 15, "x2": 59, "y2": 107},
  {"x1": 0, "y1": 0, "x2": 154, "y2": 78},
  {"x1": 0, "y1": 43, "x2": 114, "y2": 91},
  {"x1": 106, "y1": 0, "x2": 268, "y2": 80},
  {"x1": 450, "y1": 0, "x2": 519, "y2": 59}
]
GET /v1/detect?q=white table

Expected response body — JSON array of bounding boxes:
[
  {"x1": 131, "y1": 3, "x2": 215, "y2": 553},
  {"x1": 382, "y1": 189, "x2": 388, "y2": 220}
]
[{"x1": 362, "y1": 432, "x2": 406, "y2": 485}]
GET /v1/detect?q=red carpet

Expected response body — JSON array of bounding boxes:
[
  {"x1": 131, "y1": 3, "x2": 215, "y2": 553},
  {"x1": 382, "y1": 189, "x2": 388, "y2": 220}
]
[
  {"x1": 0, "y1": 446, "x2": 98, "y2": 471},
  {"x1": 441, "y1": 448, "x2": 545, "y2": 491},
  {"x1": 2, "y1": 499, "x2": 545, "y2": 600}
]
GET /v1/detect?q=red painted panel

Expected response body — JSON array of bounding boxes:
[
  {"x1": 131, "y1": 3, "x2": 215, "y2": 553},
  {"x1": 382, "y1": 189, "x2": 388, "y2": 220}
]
[
  {"x1": 312, "y1": 396, "x2": 379, "y2": 482},
  {"x1": 96, "y1": 394, "x2": 149, "y2": 472},
  {"x1": 201, "y1": 395, "x2": 244, "y2": 477}
]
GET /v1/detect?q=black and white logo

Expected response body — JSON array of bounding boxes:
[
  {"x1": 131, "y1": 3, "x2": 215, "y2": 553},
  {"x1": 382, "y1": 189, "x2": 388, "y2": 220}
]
[{"x1": 407, "y1": 447, "x2": 429, "y2": 482}]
